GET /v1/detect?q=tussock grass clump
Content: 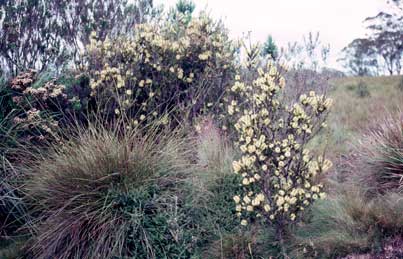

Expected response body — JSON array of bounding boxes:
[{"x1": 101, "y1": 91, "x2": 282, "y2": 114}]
[
  {"x1": 351, "y1": 112, "x2": 403, "y2": 193},
  {"x1": 292, "y1": 188, "x2": 403, "y2": 258},
  {"x1": 21, "y1": 122, "x2": 194, "y2": 259}
]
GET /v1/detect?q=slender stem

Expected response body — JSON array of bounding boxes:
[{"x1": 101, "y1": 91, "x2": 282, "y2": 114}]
[{"x1": 276, "y1": 224, "x2": 288, "y2": 259}]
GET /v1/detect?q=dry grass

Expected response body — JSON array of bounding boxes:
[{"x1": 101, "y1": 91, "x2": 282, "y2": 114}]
[
  {"x1": 292, "y1": 187, "x2": 403, "y2": 259},
  {"x1": 347, "y1": 111, "x2": 403, "y2": 193},
  {"x1": 326, "y1": 75, "x2": 403, "y2": 156}
]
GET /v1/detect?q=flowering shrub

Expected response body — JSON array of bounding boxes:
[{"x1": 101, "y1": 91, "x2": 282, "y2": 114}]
[
  {"x1": 85, "y1": 13, "x2": 237, "y2": 125},
  {"x1": 5, "y1": 70, "x2": 61, "y2": 144},
  {"x1": 225, "y1": 61, "x2": 333, "y2": 254},
  {"x1": 5, "y1": 70, "x2": 90, "y2": 144}
]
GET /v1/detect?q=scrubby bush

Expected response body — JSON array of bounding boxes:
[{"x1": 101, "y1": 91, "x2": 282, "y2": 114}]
[
  {"x1": 1, "y1": 70, "x2": 91, "y2": 146},
  {"x1": 85, "y1": 13, "x2": 237, "y2": 125},
  {"x1": 355, "y1": 80, "x2": 370, "y2": 98},
  {"x1": 20, "y1": 122, "x2": 195, "y2": 259},
  {"x1": 223, "y1": 60, "x2": 333, "y2": 256}
]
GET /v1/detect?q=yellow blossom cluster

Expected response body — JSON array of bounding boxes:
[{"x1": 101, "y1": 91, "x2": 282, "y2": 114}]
[
  {"x1": 226, "y1": 62, "x2": 333, "y2": 226},
  {"x1": 85, "y1": 14, "x2": 236, "y2": 125}
]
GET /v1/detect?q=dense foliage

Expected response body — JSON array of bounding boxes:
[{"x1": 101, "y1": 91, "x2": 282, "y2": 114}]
[
  {"x1": 85, "y1": 14, "x2": 237, "y2": 124},
  {"x1": 1, "y1": 1, "x2": 402, "y2": 258}
]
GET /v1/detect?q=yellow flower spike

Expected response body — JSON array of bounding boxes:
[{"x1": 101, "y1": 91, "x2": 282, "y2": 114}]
[
  {"x1": 232, "y1": 161, "x2": 242, "y2": 173},
  {"x1": 247, "y1": 145, "x2": 256, "y2": 154},
  {"x1": 276, "y1": 197, "x2": 285, "y2": 206}
]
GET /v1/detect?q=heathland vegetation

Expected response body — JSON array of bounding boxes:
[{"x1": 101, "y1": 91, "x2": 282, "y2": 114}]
[{"x1": 1, "y1": 0, "x2": 403, "y2": 258}]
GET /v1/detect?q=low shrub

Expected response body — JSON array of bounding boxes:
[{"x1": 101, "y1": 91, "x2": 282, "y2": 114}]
[
  {"x1": 355, "y1": 80, "x2": 370, "y2": 98},
  {"x1": 1, "y1": 69, "x2": 91, "y2": 146},
  {"x1": 20, "y1": 122, "x2": 196, "y2": 259}
]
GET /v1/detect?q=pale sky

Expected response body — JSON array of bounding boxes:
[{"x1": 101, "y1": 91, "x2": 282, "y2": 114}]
[{"x1": 155, "y1": 0, "x2": 389, "y2": 70}]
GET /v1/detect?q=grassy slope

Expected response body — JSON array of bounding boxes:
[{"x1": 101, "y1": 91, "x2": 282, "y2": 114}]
[
  {"x1": 323, "y1": 75, "x2": 403, "y2": 156},
  {"x1": 1, "y1": 75, "x2": 402, "y2": 258}
]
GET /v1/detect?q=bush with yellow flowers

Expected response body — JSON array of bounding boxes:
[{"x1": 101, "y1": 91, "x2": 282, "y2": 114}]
[
  {"x1": 225, "y1": 60, "x2": 333, "y2": 255},
  {"x1": 85, "y1": 12, "x2": 237, "y2": 125}
]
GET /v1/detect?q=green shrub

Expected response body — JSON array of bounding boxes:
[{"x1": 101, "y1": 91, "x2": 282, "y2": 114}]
[
  {"x1": 346, "y1": 84, "x2": 356, "y2": 91},
  {"x1": 85, "y1": 13, "x2": 237, "y2": 125},
  {"x1": 21, "y1": 122, "x2": 195, "y2": 259},
  {"x1": 0, "y1": 69, "x2": 94, "y2": 152},
  {"x1": 355, "y1": 80, "x2": 370, "y2": 98}
]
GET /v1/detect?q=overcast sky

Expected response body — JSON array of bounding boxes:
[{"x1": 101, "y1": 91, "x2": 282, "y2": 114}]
[{"x1": 155, "y1": 0, "x2": 389, "y2": 70}]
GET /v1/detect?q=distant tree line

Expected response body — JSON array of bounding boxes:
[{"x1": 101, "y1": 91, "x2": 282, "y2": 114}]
[
  {"x1": 0, "y1": 0, "x2": 158, "y2": 78},
  {"x1": 340, "y1": 0, "x2": 403, "y2": 76}
]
